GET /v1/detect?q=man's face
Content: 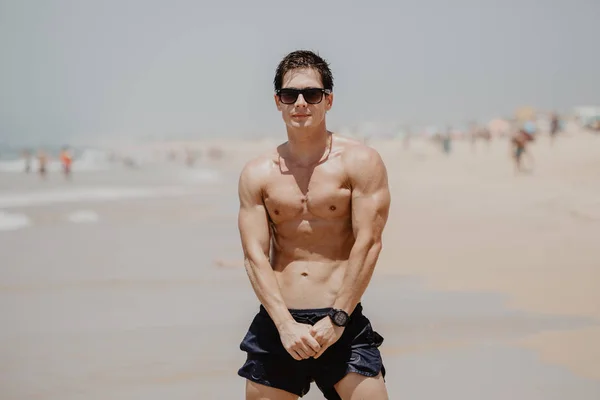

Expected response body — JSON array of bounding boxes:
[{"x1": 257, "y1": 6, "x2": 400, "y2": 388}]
[{"x1": 275, "y1": 68, "x2": 333, "y2": 130}]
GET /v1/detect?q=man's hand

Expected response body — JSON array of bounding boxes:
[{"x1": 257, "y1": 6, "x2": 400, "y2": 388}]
[
  {"x1": 278, "y1": 320, "x2": 322, "y2": 361},
  {"x1": 309, "y1": 316, "x2": 345, "y2": 359}
]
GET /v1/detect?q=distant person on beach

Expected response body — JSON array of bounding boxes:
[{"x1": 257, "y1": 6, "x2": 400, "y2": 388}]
[
  {"x1": 22, "y1": 149, "x2": 32, "y2": 173},
  {"x1": 60, "y1": 146, "x2": 73, "y2": 179},
  {"x1": 37, "y1": 150, "x2": 48, "y2": 178},
  {"x1": 511, "y1": 125, "x2": 535, "y2": 173},
  {"x1": 481, "y1": 125, "x2": 492, "y2": 149},
  {"x1": 469, "y1": 122, "x2": 478, "y2": 152},
  {"x1": 237, "y1": 50, "x2": 391, "y2": 399},
  {"x1": 549, "y1": 112, "x2": 560, "y2": 146},
  {"x1": 402, "y1": 127, "x2": 412, "y2": 151},
  {"x1": 208, "y1": 146, "x2": 224, "y2": 160},
  {"x1": 442, "y1": 127, "x2": 452, "y2": 155},
  {"x1": 185, "y1": 148, "x2": 196, "y2": 167},
  {"x1": 469, "y1": 123, "x2": 491, "y2": 153}
]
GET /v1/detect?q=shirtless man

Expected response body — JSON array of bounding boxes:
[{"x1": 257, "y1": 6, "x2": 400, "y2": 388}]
[
  {"x1": 237, "y1": 50, "x2": 391, "y2": 399},
  {"x1": 511, "y1": 124, "x2": 535, "y2": 174}
]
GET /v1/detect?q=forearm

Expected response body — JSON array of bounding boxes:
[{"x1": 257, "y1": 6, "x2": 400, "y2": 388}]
[
  {"x1": 244, "y1": 253, "x2": 294, "y2": 328},
  {"x1": 333, "y1": 236, "x2": 382, "y2": 314}
]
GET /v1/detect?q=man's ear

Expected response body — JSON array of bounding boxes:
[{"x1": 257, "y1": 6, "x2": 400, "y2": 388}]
[
  {"x1": 325, "y1": 92, "x2": 334, "y2": 111},
  {"x1": 274, "y1": 93, "x2": 282, "y2": 111}
]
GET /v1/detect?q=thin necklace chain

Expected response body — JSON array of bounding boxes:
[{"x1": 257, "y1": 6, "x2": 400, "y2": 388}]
[{"x1": 281, "y1": 132, "x2": 333, "y2": 168}]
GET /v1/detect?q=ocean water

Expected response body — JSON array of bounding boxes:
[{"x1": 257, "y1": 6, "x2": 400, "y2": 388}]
[
  {"x1": 0, "y1": 186, "x2": 199, "y2": 209},
  {"x1": 0, "y1": 146, "x2": 228, "y2": 232},
  {"x1": 0, "y1": 211, "x2": 31, "y2": 231},
  {"x1": 1, "y1": 149, "x2": 114, "y2": 173}
]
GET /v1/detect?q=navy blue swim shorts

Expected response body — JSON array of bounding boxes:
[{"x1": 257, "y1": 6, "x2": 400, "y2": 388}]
[{"x1": 238, "y1": 303, "x2": 385, "y2": 399}]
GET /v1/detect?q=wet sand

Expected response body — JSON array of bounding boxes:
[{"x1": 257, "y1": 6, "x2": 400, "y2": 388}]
[
  {"x1": 1, "y1": 132, "x2": 599, "y2": 399},
  {"x1": 373, "y1": 132, "x2": 600, "y2": 384}
]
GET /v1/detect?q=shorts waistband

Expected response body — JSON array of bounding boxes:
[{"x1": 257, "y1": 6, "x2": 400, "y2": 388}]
[{"x1": 259, "y1": 302, "x2": 363, "y2": 317}]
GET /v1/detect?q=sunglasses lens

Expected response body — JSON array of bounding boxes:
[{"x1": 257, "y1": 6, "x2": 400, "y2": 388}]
[
  {"x1": 303, "y1": 89, "x2": 323, "y2": 104},
  {"x1": 279, "y1": 90, "x2": 298, "y2": 104},
  {"x1": 278, "y1": 89, "x2": 327, "y2": 104}
]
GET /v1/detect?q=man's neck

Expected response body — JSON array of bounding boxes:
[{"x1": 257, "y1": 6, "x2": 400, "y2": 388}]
[{"x1": 285, "y1": 124, "x2": 331, "y2": 167}]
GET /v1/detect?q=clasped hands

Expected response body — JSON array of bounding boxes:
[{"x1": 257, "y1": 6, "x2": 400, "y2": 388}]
[{"x1": 279, "y1": 316, "x2": 345, "y2": 361}]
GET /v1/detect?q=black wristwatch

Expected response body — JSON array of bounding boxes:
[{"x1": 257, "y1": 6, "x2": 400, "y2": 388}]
[{"x1": 328, "y1": 308, "x2": 350, "y2": 327}]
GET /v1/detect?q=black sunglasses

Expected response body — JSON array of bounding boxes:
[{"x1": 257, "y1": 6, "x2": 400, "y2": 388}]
[{"x1": 276, "y1": 88, "x2": 332, "y2": 105}]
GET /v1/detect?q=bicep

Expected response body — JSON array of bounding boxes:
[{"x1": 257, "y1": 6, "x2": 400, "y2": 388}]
[
  {"x1": 350, "y1": 151, "x2": 391, "y2": 240},
  {"x1": 238, "y1": 203, "x2": 271, "y2": 257},
  {"x1": 238, "y1": 168, "x2": 271, "y2": 257}
]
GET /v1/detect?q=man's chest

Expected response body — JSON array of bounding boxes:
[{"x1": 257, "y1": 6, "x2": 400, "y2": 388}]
[{"x1": 263, "y1": 167, "x2": 352, "y2": 223}]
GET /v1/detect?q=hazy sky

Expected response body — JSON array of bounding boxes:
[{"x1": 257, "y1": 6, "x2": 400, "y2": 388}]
[{"x1": 1, "y1": 0, "x2": 598, "y2": 144}]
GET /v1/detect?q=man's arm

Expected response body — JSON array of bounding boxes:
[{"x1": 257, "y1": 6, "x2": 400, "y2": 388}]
[
  {"x1": 238, "y1": 160, "x2": 293, "y2": 328},
  {"x1": 238, "y1": 159, "x2": 322, "y2": 360},
  {"x1": 311, "y1": 145, "x2": 390, "y2": 358},
  {"x1": 333, "y1": 145, "x2": 391, "y2": 314}
]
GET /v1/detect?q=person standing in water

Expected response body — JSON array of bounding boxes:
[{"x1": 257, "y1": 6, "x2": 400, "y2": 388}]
[
  {"x1": 60, "y1": 146, "x2": 73, "y2": 179},
  {"x1": 22, "y1": 149, "x2": 32, "y2": 173},
  {"x1": 37, "y1": 149, "x2": 48, "y2": 179}
]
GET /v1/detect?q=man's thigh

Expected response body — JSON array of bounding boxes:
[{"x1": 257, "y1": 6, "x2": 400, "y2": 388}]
[
  {"x1": 246, "y1": 380, "x2": 299, "y2": 400},
  {"x1": 333, "y1": 372, "x2": 388, "y2": 400}
]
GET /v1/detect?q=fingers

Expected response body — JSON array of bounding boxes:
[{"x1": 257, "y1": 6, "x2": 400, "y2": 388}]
[
  {"x1": 289, "y1": 350, "x2": 302, "y2": 361},
  {"x1": 313, "y1": 344, "x2": 329, "y2": 359},
  {"x1": 295, "y1": 347, "x2": 312, "y2": 359},
  {"x1": 289, "y1": 343, "x2": 320, "y2": 360},
  {"x1": 283, "y1": 323, "x2": 327, "y2": 361},
  {"x1": 286, "y1": 344, "x2": 306, "y2": 360},
  {"x1": 304, "y1": 334, "x2": 321, "y2": 353},
  {"x1": 288, "y1": 340, "x2": 317, "y2": 360}
]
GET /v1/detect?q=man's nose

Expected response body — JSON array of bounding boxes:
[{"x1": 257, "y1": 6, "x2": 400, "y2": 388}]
[{"x1": 295, "y1": 94, "x2": 308, "y2": 107}]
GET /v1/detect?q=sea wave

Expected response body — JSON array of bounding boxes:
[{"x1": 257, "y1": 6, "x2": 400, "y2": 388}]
[
  {"x1": 0, "y1": 149, "x2": 112, "y2": 172},
  {"x1": 0, "y1": 186, "x2": 197, "y2": 208},
  {"x1": 0, "y1": 211, "x2": 31, "y2": 231}
]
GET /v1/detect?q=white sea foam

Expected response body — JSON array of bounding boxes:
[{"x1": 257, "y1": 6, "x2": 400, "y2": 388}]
[
  {"x1": 67, "y1": 210, "x2": 100, "y2": 223},
  {"x1": 0, "y1": 186, "x2": 195, "y2": 209},
  {"x1": 70, "y1": 149, "x2": 113, "y2": 171},
  {"x1": 0, "y1": 211, "x2": 31, "y2": 231}
]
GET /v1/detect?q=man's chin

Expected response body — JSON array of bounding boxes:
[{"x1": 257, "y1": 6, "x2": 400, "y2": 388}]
[{"x1": 288, "y1": 120, "x2": 312, "y2": 129}]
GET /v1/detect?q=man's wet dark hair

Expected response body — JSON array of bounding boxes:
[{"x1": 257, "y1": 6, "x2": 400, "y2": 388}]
[{"x1": 273, "y1": 50, "x2": 334, "y2": 92}]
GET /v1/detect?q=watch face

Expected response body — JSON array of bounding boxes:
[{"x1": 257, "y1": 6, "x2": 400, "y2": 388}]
[{"x1": 333, "y1": 311, "x2": 349, "y2": 326}]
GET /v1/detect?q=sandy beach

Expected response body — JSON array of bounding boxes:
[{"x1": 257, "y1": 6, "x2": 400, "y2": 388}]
[{"x1": 1, "y1": 131, "x2": 599, "y2": 399}]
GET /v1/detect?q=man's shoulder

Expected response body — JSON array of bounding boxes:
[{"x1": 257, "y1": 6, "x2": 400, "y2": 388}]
[
  {"x1": 239, "y1": 146, "x2": 280, "y2": 179},
  {"x1": 336, "y1": 136, "x2": 383, "y2": 166}
]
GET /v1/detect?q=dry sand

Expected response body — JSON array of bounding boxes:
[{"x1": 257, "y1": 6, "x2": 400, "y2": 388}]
[
  {"x1": 371, "y1": 132, "x2": 600, "y2": 381},
  {"x1": 1, "y1": 131, "x2": 599, "y2": 398}
]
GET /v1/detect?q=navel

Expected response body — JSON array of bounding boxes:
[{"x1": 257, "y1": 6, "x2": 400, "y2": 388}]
[
  {"x1": 274, "y1": 210, "x2": 280, "y2": 215},
  {"x1": 301, "y1": 272, "x2": 308, "y2": 277},
  {"x1": 329, "y1": 205, "x2": 337, "y2": 211}
]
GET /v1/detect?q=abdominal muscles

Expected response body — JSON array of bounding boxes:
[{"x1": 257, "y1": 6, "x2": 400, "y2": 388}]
[{"x1": 271, "y1": 218, "x2": 354, "y2": 309}]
